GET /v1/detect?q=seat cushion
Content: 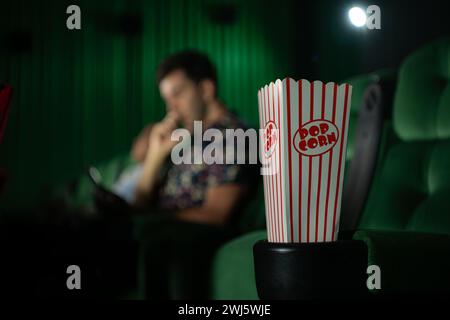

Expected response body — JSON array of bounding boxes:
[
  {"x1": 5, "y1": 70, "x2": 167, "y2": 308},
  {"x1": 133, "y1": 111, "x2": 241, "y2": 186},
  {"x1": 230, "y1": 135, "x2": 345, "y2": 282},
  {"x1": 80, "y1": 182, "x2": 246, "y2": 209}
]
[
  {"x1": 211, "y1": 230, "x2": 266, "y2": 299},
  {"x1": 359, "y1": 140, "x2": 450, "y2": 234}
]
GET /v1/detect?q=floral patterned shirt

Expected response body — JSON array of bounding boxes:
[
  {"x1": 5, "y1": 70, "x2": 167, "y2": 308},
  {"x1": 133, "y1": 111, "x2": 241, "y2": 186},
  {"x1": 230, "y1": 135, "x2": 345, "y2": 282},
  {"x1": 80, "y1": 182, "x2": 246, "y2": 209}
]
[{"x1": 156, "y1": 111, "x2": 258, "y2": 212}]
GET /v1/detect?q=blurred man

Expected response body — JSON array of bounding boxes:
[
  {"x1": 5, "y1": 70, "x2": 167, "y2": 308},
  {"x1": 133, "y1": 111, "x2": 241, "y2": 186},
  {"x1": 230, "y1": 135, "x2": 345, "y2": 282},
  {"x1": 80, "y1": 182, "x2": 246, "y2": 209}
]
[{"x1": 114, "y1": 50, "x2": 259, "y2": 226}]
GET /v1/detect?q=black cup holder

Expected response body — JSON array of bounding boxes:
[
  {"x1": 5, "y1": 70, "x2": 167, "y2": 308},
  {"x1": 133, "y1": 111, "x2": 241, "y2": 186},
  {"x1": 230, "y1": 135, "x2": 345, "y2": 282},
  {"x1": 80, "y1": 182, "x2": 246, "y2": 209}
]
[{"x1": 253, "y1": 240, "x2": 369, "y2": 299}]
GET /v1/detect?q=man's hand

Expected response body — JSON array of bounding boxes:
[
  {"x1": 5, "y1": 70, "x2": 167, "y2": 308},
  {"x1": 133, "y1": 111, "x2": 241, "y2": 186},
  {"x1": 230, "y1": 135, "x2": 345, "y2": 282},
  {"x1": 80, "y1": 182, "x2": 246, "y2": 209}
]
[
  {"x1": 145, "y1": 111, "x2": 180, "y2": 166},
  {"x1": 133, "y1": 112, "x2": 180, "y2": 207},
  {"x1": 131, "y1": 124, "x2": 153, "y2": 163}
]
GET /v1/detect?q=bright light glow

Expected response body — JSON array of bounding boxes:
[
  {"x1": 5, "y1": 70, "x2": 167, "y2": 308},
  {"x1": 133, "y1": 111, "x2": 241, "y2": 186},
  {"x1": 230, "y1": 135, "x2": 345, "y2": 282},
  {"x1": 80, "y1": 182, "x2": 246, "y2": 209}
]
[{"x1": 348, "y1": 7, "x2": 367, "y2": 27}]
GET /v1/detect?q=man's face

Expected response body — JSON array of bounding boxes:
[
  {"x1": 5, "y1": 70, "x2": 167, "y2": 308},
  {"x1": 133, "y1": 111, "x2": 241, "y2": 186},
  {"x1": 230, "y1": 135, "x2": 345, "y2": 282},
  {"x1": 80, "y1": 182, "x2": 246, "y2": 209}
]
[{"x1": 159, "y1": 69, "x2": 205, "y2": 131}]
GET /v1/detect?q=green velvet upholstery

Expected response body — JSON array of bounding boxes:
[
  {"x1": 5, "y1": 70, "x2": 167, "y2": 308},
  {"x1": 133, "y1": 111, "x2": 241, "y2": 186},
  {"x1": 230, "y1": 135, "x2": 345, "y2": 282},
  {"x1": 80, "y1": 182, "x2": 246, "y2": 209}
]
[
  {"x1": 360, "y1": 38, "x2": 450, "y2": 234},
  {"x1": 358, "y1": 140, "x2": 450, "y2": 233},
  {"x1": 353, "y1": 38, "x2": 450, "y2": 293},
  {"x1": 393, "y1": 39, "x2": 450, "y2": 141}
]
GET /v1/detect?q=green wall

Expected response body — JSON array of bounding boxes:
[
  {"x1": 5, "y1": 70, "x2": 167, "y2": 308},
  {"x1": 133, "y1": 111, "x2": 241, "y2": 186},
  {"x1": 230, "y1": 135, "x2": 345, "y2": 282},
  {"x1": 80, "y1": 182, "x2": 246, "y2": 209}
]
[{"x1": 0, "y1": 0, "x2": 298, "y2": 210}]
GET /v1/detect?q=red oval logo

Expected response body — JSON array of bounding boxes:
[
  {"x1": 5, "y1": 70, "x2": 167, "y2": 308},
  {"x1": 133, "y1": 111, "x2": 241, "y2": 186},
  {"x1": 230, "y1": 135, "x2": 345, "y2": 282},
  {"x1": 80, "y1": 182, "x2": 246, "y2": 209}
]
[
  {"x1": 293, "y1": 119, "x2": 339, "y2": 157},
  {"x1": 263, "y1": 121, "x2": 278, "y2": 158}
]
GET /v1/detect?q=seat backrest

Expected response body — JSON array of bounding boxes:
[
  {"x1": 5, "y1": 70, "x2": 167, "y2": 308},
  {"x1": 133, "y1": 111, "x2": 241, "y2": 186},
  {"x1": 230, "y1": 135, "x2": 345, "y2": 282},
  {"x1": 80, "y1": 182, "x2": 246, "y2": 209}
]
[
  {"x1": 340, "y1": 70, "x2": 396, "y2": 232},
  {"x1": 0, "y1": 84, "x2": 12, "y2": 194},
  {"x1": 342, "y1": 70, "x2": 396, "y2": 165},
  {"x1": 358, "y1": 38, "x2": 450, "y2": 235},
  {"x1": 0, "y1": 84, "x2": 12, "y2": 144}
]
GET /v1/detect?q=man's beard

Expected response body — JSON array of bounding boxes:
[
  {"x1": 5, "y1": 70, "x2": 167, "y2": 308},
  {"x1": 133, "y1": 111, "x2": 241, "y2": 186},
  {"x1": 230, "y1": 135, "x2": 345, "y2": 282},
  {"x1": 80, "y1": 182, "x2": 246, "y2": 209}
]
[{"x1": 184, "y1": 104, "x2": 206, "y2": 132}]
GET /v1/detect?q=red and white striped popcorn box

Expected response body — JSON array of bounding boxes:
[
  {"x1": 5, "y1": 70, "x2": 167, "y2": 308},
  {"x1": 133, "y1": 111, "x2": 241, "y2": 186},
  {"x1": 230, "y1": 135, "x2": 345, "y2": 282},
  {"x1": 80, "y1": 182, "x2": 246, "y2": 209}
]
[{"x1": 257, "y1": 79, "x2": 352, "y2": 243}]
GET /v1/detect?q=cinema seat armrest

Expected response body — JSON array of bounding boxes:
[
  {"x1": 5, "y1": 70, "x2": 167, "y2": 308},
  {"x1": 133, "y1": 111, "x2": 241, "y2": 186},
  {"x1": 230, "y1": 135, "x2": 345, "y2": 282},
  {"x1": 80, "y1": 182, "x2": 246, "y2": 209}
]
[
  {"x1": 353, "y1": 230, "x2": 450, "y2": 293},
  {"x1": 133, "y1": 213, "x2": 236, "y2": 245}
]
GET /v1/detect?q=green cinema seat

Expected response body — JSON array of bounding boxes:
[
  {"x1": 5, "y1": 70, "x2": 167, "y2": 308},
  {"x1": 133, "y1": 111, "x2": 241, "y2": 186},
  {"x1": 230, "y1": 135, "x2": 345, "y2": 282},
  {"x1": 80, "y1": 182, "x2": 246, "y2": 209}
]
[{"x1": 354, "y1": 37, "x2": 450, "y2": 294}]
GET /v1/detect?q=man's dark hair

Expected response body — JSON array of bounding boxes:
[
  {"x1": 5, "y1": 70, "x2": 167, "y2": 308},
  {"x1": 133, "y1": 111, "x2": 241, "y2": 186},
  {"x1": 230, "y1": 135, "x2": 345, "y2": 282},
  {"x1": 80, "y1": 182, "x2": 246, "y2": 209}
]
[{"x1": 156, "y1": 50, "x2": 218, "y2": 92}]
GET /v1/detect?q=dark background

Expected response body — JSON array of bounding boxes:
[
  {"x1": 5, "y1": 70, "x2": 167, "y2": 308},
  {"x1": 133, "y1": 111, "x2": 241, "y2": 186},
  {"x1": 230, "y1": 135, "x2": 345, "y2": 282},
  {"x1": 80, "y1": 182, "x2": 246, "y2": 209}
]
[{"x1": 1, "y1": 0, "x2": 449, "y2": 213}]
